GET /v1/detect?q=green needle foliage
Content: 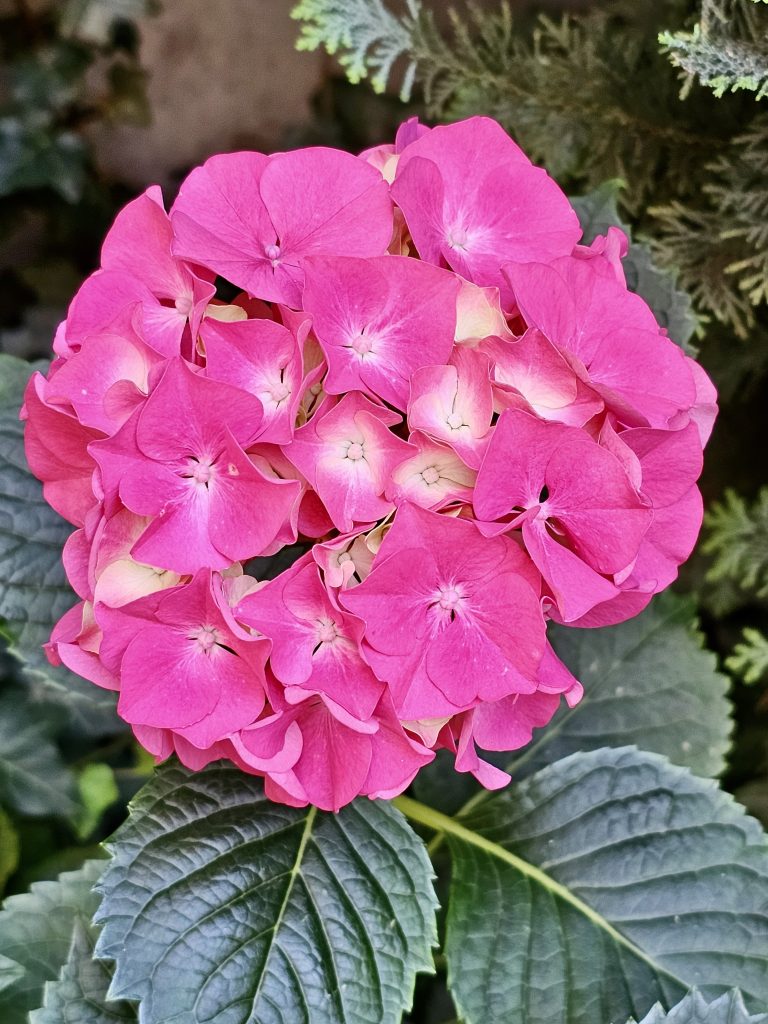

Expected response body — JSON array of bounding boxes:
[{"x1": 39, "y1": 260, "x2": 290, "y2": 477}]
[
  {"x1": 660, "y1": 0, "x2": 768, "y2": 101},
  {"x1": 291, "y1": 0, "x2": 768, "y2": 352},
  {"x1": 726, "y1": 627, "x2": 768, "y2": 685}
]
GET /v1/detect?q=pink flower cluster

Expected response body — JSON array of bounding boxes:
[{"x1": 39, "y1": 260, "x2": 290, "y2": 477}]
[{"x1": 23, "y1": 116, "x2": 716, "y2": 811}]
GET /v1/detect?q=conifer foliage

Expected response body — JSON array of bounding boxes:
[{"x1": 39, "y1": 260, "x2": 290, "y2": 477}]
[{"x1": 292, "y1": 0, "x2": 768, "y2": 346}]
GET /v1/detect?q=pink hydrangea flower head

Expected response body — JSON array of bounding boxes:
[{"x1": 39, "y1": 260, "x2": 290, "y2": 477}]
[{"x1": 22, "y1": 114, "x2": 716, "y2": 810}]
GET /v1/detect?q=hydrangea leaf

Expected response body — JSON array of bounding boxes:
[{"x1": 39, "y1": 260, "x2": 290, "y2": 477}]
[
  {"x1": 94, "y1": 760, "x2": 438, "y2": 1024},
  {"x1": 397, "y1": 747, "x2": 768, "y2": 1024},
  {"x1": 622, "y1": 987, "x2": 768, "y2": 1023},
  {"x1": 514, "y1": 591, "x2": 733, "y2": 780},
  {"x1": 29, "y1": 919, "x2": 136, "y2": 1024},
  {"x1": 0, "y1": 690, "x2": 77, "y2": 818},
  {"x1": 571, "y1": 183, "x2": 698, "y2": 353},
  {"x1": 0, "y1": 353, "x2": 119, "y2": 735},
  {"x1": 0, "y1": 955, "x2": 25, "y2": 996},
  {"x1": 0, "y1": 859, "x2": 106, "y2": 1024}
]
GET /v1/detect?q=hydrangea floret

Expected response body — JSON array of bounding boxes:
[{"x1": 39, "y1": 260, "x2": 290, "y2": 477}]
[{"x1": 23, "y1": 116, "x2": 716, "y2": 811}]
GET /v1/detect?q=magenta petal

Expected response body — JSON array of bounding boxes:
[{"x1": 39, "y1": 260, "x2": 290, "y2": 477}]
[
  {"x1": 101, "y1": 186, "x2": 189, "y2": 299},
  {"x1": 208, "y1": 432, "x2": 301, "y2": 562},
  {"x1": 523, "y1": 519, "x2": 619, "y2": 622},
  {"x1": 170, "y1": 151, "x2": 275, "y2": 295},
  {"x1": 290, "y1": 699, "x2": 373, "y2": 812},
  {"x1": 302, "y1": 254, "x2": 458, "y2": 409},
  {"x1": 117, "y1": 624, "x2": 236, "y2": 730},
  {"x1": 470, "y1": 690, "x2": 561, "y2": 751},
  {"x1": 262, "y1": 148, "x2": 393, "y2": 260}
]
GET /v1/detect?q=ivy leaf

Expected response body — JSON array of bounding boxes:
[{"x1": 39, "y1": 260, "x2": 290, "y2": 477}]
[
  {"x1": 29, "y1": 919, "x2": 136, "y2": 1024},
  {"x1": 94, "y1": 761, "x2": 438, "y2": 1024},
  {"x1": 623, "y1": 987, "x2": 768, "y2": 1023},
  {"x1": 0, "y1": 354, "x2": 119, "y2": 735},
  {"x1": 0, "y1": 859, "x2": 105, "y2": 1024},
  {"x1": 0, "y1": 690, "x2": 77, "y2": 818},
  {"x1": 515, "y1": 592, "x2": 732, "y2": 781},
  {"x1": 397, "y1": 747, "x2": 768, "y2": 1024},
  {"x1": 571, "y1": 183, "x2": 698, "y2": 352}
]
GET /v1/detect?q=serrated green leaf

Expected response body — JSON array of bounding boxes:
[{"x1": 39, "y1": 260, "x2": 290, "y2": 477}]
[
  {"x1": 397, "y1": 747, "x2": 768, "y2": 1024},
  {"x1": 571, "y1": 184, "x2": 698, "y2": 352},
  {"x1": 623, "y1": 987, "x2": 768, "y2": 1023},
  {"x1": 515, "y1": 592, "x2": 732, "y2": 780},
  {"x1": 0, "y1": 954, "x2": 24, "y2": 995},
  {"x1": 30, "y1": 919, "x2": 136, "y2": 1024},
  {"x1": 0, "y1": 690, "x2": 77, "y2": 818},
  {"x1": 0, "y1": 353, "x2": 119, "y2": 736},
  {"x1": 94, "y1": 761, "x2": 438, "y2": 1024},
  {"x1": 0, "y1": 859, "x2": 105, "y2": 1024}
]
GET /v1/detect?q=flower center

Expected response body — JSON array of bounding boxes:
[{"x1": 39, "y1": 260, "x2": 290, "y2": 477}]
[
  {"x1": 431, "y1": 582, "x2": 467, "y2": 623},
  {"x1": 446, "y1": 411, "x2": 464, "y2": 430},
  {"x1": 264, "y1": 244, "x2": 281, "y2": 262},
  {"x1": 438, "y1": 586, "x2": 462, "y2": 611},
  {"x1": 193, "y1": 625, "x2": 220, "y2": 652},
  {"x1": 346, "y1": 442, "x2": 365, "y2": 461},
  {"x1": 185, "y1": 456, "x2": 215, "y2": 485},
  {"x1": 269, "y1": 381, "x2": 291, "y2": 402},
  {"x1": 446, "y1": 226, "x2": 469, "y2": 249},
  {"x1": 174, "y1": 294, "x2": 193, "y2": 317},
  {"x1": 350, "y1": 332, "x2": 373, "y2": 356},
  {"x1": 315, "y1": 617, "x2": 340, "y2": 645},
  {"x1": 421, "y1": 466, "x2": 440, "y2": 485}
]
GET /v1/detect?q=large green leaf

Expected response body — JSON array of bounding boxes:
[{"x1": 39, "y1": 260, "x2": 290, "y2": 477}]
[
  {"x1": 396, "y1": 747, "x2": 768, "y2": 1024},
  {"x1": 571, "y1": 183, "x2": 697, "y2": 352},
  {"x1": 0, "y1": 859, "x2": 105, "y2": 1024},
  {"x1": 94, "y1": 761, "x2": 438, "y2": 1024},
  {"x1": 624, "y1": 988, "x2": 768, "y2": 1023},
  {"x1": 0, "y1": 690, "x2": 77, "y2": 817},
  {"x1": 0, "y1": 354, "x2": 118, "y2": 734},
  {"x1": 516, "y1": 592, "x2": 732, "y2": 780},
  {"x1": 29, "y1": 919, "x2": 136, "y2": 1024}
]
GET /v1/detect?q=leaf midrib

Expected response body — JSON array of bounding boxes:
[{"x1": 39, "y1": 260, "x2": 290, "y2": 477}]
[
  {"x1": 243, "y1": 804, "x2": 318, "y2": 1019},
  {"x1": 394, "y1": 795, "x2": 690, "y2": 997}
]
